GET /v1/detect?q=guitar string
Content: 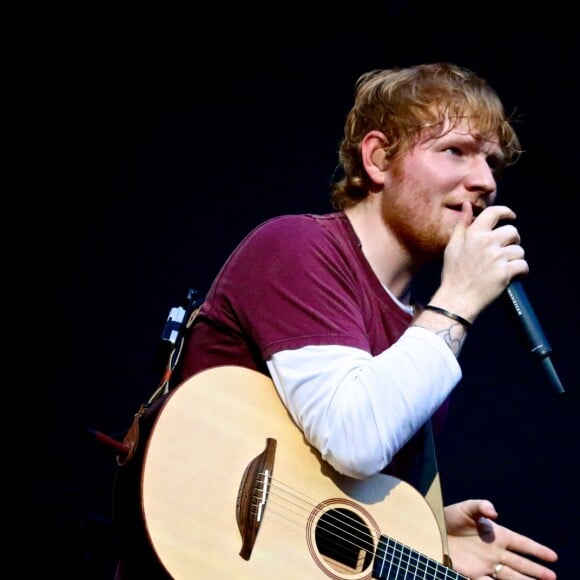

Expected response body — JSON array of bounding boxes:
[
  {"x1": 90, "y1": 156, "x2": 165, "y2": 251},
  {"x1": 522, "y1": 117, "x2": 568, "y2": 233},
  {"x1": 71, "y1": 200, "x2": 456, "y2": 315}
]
[
  {"x1": 261, "y1": 478, "x2": 463, "y2": 580},
  {"x1": 254, "y1": 473, "x2": 466, "y2": 580},
  {"x1": 260, "y1": 477, "x2": 456, "y2": 580}
]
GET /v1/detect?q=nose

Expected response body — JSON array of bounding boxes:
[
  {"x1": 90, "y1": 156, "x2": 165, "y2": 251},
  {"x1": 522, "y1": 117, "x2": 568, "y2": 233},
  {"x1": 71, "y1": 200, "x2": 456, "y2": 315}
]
[{"x1": 465, "y1": 156, "x2": 497, "y2": 198}]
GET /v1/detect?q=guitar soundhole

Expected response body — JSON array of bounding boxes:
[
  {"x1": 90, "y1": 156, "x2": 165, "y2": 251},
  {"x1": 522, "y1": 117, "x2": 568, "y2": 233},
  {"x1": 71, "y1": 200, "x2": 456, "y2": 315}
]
[{"x1": 310, "y1": 504, "x2": 377, "y2": 577}]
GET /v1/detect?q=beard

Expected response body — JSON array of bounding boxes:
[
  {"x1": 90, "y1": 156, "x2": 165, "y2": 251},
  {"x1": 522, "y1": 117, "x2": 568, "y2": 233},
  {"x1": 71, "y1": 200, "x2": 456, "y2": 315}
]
[{"x1": 380, "y1": 164, "x2": 451, "y2": 262}]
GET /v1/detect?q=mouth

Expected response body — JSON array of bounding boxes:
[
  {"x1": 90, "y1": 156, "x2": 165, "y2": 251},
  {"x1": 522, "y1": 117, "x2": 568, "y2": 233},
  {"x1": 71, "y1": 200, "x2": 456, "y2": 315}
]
[{"x1": 446, "y1": 203, "x2": 484, "y2": 217}]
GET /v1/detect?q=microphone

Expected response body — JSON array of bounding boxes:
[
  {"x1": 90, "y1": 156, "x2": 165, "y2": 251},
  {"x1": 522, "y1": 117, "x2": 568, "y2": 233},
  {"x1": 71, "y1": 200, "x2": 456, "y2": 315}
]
[{"x1": 503, "y1": 278, "x2": 565, "y2": 394}]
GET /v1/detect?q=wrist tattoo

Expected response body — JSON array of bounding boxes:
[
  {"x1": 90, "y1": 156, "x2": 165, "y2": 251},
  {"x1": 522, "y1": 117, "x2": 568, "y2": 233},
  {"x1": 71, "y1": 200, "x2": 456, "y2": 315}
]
[
  {"x1": 435, "y1": 324, "x2": 464, "y2": 356},
  {"x1": 409, "y1": 323, "x2": 465, "y2": 356}
]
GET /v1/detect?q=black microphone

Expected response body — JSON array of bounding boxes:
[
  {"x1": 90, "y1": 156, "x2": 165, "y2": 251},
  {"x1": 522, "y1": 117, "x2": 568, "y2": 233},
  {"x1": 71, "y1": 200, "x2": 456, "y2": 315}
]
[{"x1": 504, "y1": 278, "x2": 565, "y2": 393}]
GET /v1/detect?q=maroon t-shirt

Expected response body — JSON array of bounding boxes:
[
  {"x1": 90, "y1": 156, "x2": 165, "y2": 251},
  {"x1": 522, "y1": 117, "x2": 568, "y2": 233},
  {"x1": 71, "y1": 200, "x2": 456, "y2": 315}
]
[
  {"x1": 180, "y1": 212, "x2": 413, "y2": 378},
  {"x1": 178, "y1": 211, "x2": 443, "y2": 483}
]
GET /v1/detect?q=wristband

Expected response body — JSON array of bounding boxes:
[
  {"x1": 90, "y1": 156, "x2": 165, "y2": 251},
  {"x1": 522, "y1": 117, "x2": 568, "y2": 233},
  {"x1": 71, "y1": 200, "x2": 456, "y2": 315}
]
[{"x1": 424, "y1": 304, "x2": 472, "y2": 329}]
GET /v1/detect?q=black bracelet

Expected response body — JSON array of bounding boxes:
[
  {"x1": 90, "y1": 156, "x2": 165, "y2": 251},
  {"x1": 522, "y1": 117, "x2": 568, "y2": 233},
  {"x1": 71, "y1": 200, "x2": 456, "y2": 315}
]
[{"x1": 423, "y1": 304, "x2": 472, "y2": 329}]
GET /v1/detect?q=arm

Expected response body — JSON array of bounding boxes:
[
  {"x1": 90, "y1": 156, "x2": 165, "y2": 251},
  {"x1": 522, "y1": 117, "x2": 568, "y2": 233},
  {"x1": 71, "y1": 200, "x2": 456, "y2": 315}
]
[{"x1": 267, "y1": 328, "x2": 460, "y2": 479}]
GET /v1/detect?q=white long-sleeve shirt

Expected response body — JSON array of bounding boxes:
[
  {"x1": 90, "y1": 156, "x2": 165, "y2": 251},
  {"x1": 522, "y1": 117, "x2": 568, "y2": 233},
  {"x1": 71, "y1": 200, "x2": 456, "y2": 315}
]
[{"x1": 267, "y1": 326, "x2": 461, "y2": 479}]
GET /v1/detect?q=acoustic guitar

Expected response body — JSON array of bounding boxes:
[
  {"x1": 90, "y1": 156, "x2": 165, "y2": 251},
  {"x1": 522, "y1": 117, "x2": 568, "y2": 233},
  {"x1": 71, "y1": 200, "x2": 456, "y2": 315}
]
[{"x1": 141, "y1": 365, "x2": 467, "y2": 579}]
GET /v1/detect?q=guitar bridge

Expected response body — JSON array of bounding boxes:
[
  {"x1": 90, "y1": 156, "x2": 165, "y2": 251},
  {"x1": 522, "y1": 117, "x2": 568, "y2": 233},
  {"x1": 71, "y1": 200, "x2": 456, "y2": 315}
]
[{"x1": 236, "y1": 437, "x2": 276, "y2": 560}]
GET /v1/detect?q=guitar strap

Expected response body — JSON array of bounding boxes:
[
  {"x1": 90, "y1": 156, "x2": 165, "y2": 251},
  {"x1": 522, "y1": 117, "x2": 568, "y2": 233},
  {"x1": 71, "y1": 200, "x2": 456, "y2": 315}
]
[
  {"x1": 420, "y1": 419, "x2": 453, "y2": 569},
  {"x1": 116, "y1": 289, "x2": 205, "y2": 466}
]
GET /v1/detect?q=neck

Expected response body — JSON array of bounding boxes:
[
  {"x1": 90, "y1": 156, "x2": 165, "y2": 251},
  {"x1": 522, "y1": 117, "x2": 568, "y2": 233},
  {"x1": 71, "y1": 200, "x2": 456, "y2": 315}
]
[{"x1": 344, "y1": 200, "x2": 419, "y2": 301}]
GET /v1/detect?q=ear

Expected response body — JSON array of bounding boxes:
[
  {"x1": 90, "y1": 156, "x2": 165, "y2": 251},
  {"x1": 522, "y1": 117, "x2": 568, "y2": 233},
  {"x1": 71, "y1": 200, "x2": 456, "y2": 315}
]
[{"x1": 361, "y1": 130, "x2": 389, "y2": 186}]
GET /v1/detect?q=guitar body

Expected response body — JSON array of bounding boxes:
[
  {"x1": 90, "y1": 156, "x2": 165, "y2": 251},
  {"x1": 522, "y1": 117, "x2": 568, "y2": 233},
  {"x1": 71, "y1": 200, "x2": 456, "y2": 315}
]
[{"x1": 141, "y1": 365, "x2": 450, "y2": 579}]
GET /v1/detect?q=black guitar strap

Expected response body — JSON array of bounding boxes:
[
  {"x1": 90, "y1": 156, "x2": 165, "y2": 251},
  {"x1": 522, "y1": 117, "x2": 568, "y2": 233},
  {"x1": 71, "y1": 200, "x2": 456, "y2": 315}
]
[{"x1": 116, "y1": 288, "x2": 204, "y2": 466}]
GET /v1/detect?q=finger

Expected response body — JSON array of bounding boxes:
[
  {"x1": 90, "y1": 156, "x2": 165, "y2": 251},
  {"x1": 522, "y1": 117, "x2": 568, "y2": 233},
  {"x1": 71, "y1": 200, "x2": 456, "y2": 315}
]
[
  {"x1": 463, "y1": 499, "x2": 498, "y2": 521},
  {"x1": 507, "y1": 534, "x2": 559, "y2": 562},
  {"x1": 502, "y1": 244, "x2": 525, "y2": 261},
  {"x1": 460, "y1": 200, "x2": 474, "y2": 226},
  {"x1": 471, "y1": 205, "x2": 517, "y2": 230},
  {"x1": 475, "y1": 499, "x2": 498, "y2": 520},
  {"x1": 446, "y1": 202, "x2": 474, "y2": 252},
  {"x1": 500, "y1": 551, "x2": 558, "y2": 579},
  {"x1": 448, "y1": 201, "x2": 473, "y2": 241},
  {"x1": 493, "y1": 223, "x2": 521, "y2": 246}
]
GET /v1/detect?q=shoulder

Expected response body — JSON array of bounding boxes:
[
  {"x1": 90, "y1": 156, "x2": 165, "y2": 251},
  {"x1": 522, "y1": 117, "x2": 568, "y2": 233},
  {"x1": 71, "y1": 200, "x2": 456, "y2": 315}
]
[
  {"x1": 255, "y1": 212, "x2": 342, "y2": 232},
  {"x1": 246, "y1": 212, "x2": 349, "y2": 247},
  {"x1": 221, "y1": 212, "x2": 355, "y2": 275}
]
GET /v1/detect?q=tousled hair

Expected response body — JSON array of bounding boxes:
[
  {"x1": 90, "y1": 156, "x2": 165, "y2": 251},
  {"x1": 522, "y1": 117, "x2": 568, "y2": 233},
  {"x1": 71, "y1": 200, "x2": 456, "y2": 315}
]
[{"x1": 331, "y1": 62, "x2": 522, "y2": 210}]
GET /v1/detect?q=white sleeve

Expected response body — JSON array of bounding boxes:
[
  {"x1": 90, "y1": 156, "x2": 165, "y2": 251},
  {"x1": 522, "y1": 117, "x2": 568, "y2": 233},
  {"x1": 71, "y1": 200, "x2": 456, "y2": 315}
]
[{"x1": 266, "y1": 325, "x2": 461, "y2": 479}]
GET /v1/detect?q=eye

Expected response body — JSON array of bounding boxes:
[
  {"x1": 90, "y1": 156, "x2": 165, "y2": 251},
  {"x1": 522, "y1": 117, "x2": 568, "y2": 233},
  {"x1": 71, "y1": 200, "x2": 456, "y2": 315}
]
[{"x1": 444, "y1": 146, "x2": 462, "y2": 156}]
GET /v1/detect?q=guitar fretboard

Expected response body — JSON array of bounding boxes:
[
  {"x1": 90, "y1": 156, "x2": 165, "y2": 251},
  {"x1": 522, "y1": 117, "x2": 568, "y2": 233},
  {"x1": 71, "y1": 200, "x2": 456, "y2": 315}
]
[{"x1": 373, "y1": 535, "x2": 468, "y2": 579}]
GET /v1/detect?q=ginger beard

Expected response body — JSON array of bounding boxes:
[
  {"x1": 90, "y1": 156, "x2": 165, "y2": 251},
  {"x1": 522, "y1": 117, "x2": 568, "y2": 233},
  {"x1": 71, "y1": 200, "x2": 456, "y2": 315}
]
[{"x1": 380, "y1": 154, "x2": 455, "y2": 264}]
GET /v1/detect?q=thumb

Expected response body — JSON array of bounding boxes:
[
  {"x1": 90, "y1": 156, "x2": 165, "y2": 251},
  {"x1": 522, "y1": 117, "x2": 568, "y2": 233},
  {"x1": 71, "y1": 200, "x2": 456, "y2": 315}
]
[
  {"x1": 477, "y1": 499, "x2": 498, "y2": 520},
  {"x1": 458, "y1": 498, "x2": 498, "y2": 520},
  {"x1": 467, "y1": 499, "x2": 498, "y2": 521},
  {"x1": 473, "y1": 501, "x2": 499, "y2": 542}
]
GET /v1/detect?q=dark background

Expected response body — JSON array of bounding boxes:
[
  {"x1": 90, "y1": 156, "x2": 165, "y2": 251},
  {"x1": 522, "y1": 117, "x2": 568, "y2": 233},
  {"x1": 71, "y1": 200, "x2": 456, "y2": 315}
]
[{"x1": 15, "y1": 3, "x2": 578, "y2": 578}]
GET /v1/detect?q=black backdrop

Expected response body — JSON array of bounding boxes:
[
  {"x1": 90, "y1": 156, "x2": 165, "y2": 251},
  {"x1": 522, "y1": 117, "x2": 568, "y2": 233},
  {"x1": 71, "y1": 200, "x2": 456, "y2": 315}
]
[{"x1": 15, "y1": 3, "x2": 579, "y2": 578}]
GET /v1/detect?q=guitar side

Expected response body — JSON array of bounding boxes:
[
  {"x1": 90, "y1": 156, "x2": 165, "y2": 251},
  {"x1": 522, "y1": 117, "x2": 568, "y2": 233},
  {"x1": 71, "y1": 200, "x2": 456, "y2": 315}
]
[{"x1": 141, "y1": 365, "x2": 446, "y2": 579}]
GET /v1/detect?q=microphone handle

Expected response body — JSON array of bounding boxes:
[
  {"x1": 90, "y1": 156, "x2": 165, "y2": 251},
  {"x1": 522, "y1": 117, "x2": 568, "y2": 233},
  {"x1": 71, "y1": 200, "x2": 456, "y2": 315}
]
[
  {"x1": 504, "y1": 278, "x2": 551, "y2": 359},
  {"x1": 503, "y1": 279, "x2": 565, "y2": 393}
]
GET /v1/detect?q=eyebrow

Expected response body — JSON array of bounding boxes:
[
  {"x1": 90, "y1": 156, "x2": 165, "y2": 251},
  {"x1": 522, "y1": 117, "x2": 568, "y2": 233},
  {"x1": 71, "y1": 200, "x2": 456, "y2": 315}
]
[{"x1": 438, "y1": 132, "x2": 506, "y2": 165}]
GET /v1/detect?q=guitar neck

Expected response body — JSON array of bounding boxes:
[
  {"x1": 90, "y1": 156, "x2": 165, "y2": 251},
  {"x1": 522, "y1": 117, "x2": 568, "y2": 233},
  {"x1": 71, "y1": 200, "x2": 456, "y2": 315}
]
[{"x1": 374, "y1": 535, "x2": 468, "y2": 579}]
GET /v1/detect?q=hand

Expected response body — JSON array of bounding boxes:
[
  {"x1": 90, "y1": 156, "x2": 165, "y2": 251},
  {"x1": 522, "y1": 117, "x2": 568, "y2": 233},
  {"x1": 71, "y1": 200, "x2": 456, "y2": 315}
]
[
  {"x1": 434, "y1": 203, "x2": 529, "y2": 322},
  {"x1": 445, "y1": 499, "x2": 558, "y2": 579}
]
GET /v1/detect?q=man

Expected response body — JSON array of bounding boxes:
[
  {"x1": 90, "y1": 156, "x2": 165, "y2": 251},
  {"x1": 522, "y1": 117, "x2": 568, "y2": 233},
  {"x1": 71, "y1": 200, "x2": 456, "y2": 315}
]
[{"x1": 117, "y1": 62, "x2": 559, "y2": 578}]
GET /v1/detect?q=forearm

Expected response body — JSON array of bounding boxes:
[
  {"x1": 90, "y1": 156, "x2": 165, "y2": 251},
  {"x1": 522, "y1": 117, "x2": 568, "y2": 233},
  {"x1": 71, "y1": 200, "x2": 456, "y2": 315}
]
[
  {"x1": 410, "y1": 302, "x2": 472, "y2": 357},
  {"x1": 267, "y1": 327, "x2": 461, "y2": 478}
]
